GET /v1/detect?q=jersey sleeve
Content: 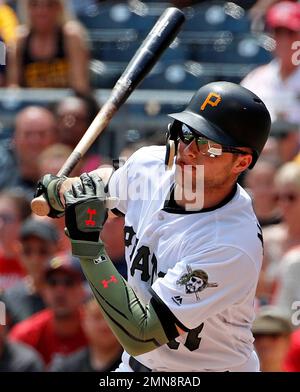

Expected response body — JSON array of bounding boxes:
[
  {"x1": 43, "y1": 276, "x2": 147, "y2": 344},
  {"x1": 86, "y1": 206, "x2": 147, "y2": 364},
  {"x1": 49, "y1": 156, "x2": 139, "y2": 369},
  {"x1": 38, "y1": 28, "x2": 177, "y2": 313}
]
[{"x1": 151, "y1": 246, "x2": 259, "y2": 330}]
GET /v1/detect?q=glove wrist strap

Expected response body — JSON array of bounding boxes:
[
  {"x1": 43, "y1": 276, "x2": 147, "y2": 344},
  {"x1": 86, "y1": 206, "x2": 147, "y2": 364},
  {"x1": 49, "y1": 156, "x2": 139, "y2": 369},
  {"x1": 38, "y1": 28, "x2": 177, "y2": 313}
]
[
  {"x1": 70, "y1": 239, "x2": 106, "y2": 259},
  {"x1": 47, "y1": 178, "x2": 66, "y2": 213}
]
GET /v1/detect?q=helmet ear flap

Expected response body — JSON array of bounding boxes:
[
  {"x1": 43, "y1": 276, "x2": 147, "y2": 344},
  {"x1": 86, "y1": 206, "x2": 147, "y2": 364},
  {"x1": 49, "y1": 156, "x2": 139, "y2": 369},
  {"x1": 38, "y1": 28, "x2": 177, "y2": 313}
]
[
  {"x1": 165, "y1": 121, "x2": 180, "y2": 169},
  {"x1": 165, "y1": 139, "x2": 176, "y2": 169}
]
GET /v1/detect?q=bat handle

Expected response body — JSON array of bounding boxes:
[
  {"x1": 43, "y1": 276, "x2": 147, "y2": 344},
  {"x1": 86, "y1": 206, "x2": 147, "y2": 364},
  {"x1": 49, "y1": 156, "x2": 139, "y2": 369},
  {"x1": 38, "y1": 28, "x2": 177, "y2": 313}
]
[{"x1": 57, "y1": 151, "x2": 82, "y2": 177}]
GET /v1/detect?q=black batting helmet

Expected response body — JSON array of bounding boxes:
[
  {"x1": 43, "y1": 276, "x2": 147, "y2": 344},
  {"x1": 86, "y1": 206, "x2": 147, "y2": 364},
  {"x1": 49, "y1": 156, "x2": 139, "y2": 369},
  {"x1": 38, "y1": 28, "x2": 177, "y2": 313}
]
[{"x1": 168, "y1": 81, "x2": 271, "y2": 168}]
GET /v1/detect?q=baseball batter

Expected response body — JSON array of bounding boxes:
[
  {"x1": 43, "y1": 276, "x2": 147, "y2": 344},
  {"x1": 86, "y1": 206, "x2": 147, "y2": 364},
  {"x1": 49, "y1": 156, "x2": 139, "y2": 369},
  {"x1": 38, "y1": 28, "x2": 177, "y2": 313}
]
[{"x1": 36, "y1": 82, "x2": 271, "y2": 372}]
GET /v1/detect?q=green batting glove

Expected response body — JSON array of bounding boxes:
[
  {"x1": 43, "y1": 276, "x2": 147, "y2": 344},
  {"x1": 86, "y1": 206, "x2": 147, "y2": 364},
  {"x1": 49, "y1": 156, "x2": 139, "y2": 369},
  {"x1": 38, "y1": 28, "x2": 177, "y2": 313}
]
[
  {"x1": 64, "y1": 172, "x2": 108, "y2": 259},
  {"x1": 35, "y1": 174, "x2": 67, "y2": 218}
]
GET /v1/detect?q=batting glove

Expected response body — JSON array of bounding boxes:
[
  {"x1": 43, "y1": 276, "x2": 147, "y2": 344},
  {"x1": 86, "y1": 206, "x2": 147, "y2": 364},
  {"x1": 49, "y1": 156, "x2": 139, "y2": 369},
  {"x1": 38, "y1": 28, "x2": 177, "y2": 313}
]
[
  {"x1": 64, "y1": 172, "x2": 108, "y2": 259},
  {"x1": 35, "y1": 174, "x2": 67, "y2": 218}
]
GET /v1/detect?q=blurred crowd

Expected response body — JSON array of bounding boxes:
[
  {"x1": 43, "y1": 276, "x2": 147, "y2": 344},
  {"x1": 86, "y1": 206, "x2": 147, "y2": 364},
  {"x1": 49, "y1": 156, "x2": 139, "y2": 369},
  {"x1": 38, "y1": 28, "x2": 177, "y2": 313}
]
[{"x1": 0, "y1": 0, "x2": 300, "y2": 372}]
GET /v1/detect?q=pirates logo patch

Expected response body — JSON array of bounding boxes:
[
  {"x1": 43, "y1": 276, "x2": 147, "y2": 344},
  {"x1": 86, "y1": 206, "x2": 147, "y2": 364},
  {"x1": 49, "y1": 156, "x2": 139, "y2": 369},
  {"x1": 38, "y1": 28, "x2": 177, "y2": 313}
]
[{"x1": 176, "y1": 265, "x2": 218, "y2": 300}]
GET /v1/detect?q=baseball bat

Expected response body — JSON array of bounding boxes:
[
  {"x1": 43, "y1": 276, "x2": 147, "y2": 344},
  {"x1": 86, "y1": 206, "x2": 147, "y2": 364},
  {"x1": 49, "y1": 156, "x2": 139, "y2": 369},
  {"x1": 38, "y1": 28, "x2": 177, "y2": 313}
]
[{"x1": 31, "y1": 7, "x2": 185, "y2": 216}]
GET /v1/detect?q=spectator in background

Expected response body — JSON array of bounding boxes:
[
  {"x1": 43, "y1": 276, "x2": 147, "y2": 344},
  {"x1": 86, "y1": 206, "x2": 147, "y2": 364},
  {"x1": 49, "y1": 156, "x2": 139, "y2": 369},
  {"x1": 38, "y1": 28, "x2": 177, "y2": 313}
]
[
  {"x1": 241, "y1": 1, "x2": 300, "y2": 123},
  {"x1": 55, "y1": 94, "x2": 98, "y2": 149},
  {"x1": 0, "y1": 1, "x2": 18, "y2": 45},
  {"x1": 249, "y1": 0, "x2": 282, "y2": 27},
  {"x1": 2, "y1": 218, "x2": 59, "y2": 326},
  {"x1": 270, "y1": 119, "x2": 300, "y2": 164},
  {"x1": 38, "y1": 143, "x2": 82, "y2": 177},
  {"x1": 0, "y1": 190, "x2": 31, "y2": 292},
  {"x1": 0, "y1": 106, "x2": 58, "y2": 199},
  {"x1": 263, "y1": 161, "x2": 300, "y2": 302},
  {"x1": 7, "y1": 0, "x2": 90, "y2": 93},
  {"x1": 50, "y1": 296, "x2": 122, "y2": 372},
  {"x1": 252, "y1": 305, "x2": 293, "y2": 372},
  {"x1": 274, "y1": 245, "x2": 300, "y2": 315},
  {"x1": 258, "y1": 136, "x2": 281, "y2": 167},
  {"x1": 0, "y1": 0, "x2": 19, "y2": 86},
  {"x1": 54, "y1": 93, "x2": 104, "y2": 172},
  {"x1": 0, "y1": 301, "x2": 44, "y2": 371},
  {"x1": 244, "y1": 160, "x2": 281, "y2": 227},
  {"x1": 9, "y1": 253, "x2": 87, "y2": 366},
  {"x1": 244, "y1": 158, "x2": 281, "y2": 305},
  {"x1": 284, "y1": 327, "x2": 300, "y2": 371},
  {"x1": 69, "y1": 0, "x2": 97, "y2": 18}
]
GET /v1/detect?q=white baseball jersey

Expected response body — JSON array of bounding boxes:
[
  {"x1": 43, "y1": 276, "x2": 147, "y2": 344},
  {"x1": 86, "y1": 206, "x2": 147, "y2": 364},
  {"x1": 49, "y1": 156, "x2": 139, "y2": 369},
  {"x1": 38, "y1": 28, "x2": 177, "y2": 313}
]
[{"x1": 109, "y1": 146, "x2": 263, "y2": 372}]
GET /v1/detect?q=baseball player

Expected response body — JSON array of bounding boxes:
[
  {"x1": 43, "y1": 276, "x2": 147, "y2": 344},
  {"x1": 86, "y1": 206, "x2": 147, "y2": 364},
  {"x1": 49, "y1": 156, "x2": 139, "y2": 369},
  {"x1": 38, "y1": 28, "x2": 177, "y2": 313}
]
[{"x1": 36, "y1": 81, "x2": 271, "y2": 372}]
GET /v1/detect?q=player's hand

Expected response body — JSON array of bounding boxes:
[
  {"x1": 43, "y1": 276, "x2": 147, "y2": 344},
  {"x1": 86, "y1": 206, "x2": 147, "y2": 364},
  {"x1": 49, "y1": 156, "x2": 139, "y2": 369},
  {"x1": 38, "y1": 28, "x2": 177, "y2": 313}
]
[
  {"x1": 35, "y1": 174, "x2": 68, "y2": 218},
  {"x1": 64, "y1": 172, "x2": 108, "y2": 243}
]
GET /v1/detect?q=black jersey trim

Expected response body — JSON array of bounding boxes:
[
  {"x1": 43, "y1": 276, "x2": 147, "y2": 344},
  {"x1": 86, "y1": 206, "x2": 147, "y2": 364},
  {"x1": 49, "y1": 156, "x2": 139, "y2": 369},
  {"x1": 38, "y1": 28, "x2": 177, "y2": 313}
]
[
  {"x1": 110, "y1": 208, "x2": 125, "y2": 217},
  {"x1": 149, "y1": 288, "x2": 190, "y2": 340},
  {"x1": 163, "y1": 184, "x2": 237, "y2": 214}
]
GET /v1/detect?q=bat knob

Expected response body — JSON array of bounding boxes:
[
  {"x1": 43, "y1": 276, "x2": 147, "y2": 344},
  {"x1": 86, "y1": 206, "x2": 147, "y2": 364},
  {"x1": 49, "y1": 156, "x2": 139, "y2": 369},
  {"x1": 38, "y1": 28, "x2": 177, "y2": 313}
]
[{"x1": 31, "y1": 195, "x2": 50, "y2": 216}]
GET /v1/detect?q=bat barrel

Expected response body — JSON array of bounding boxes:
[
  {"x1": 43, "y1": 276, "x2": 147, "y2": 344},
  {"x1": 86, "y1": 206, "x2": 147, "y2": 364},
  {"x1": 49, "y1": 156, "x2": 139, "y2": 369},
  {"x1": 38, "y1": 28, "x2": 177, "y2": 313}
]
[{"x1": 110, "y1": 7, "x2": 185, "y2": 108}]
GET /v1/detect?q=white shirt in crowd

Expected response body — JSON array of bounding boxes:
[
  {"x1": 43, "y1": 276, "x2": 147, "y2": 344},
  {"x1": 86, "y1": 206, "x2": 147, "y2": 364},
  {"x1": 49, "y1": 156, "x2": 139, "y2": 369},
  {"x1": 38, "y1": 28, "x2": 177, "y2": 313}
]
[{"x1": 241, "y1": 59, "x2": 300, "y2": 123}]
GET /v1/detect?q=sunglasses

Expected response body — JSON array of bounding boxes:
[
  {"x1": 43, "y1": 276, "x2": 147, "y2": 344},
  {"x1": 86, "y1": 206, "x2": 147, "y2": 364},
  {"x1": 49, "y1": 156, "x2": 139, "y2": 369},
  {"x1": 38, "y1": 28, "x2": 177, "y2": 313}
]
[
  {"x1": 46, "y1": 275, "x2": 78, "y2": 288},
  {"x1": 178, "y1": 124, "x2": 249, "y2": 157},
  {"x1": 275, "y1": 192, "x2": 300, "y2": 203}
]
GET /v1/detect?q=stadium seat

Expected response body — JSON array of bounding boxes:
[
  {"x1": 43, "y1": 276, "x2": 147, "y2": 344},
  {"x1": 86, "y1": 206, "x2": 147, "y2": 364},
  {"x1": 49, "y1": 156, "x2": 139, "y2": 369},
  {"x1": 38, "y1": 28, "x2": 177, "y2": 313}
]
[
  {"x1": 78, "y1": 2, "x2": 164, "y2": 37},
  {"x1": 192, "y1": 35, "x2": 273, "y2": 65},
  {"x1": 183, "y1": 1, "x2": 251, "y2": 34},
  {"x1": 90, "y1": 60, "x2": 124, "y2": 89},
  {"x1": 79, "y1": 3, "x2": 132, "y2": 29},
  {"x1": 159, "y1": 41, "x2": 192, "y2": 62},
  {"x1": 94, "y1": 41, "x2": 141, "y2": 63},
  {"x1": 139, "y1": 62, "x2": 209, "y2": 90}
]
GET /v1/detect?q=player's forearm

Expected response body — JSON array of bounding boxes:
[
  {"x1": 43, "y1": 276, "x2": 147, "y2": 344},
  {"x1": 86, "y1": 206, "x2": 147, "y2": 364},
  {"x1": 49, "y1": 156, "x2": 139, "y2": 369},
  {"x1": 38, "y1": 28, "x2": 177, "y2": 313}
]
[{"x1": 78, "y1": 243, "x2": 179, "y2": 356}]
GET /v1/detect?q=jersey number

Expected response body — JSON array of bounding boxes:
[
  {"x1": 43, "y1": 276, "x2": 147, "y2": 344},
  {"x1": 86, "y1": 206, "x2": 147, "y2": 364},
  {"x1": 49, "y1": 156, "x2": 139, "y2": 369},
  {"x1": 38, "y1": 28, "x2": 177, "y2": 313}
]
[{"x1": 167, "y1": 323, "x2": 204, "y2": 352}]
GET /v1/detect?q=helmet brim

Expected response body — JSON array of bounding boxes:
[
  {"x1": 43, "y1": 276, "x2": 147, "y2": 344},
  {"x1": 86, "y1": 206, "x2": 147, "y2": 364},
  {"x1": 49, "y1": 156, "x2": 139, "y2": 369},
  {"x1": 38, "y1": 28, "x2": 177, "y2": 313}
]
[{"x1": 168, "y1": 110, "x2": 241, "y2": 147}]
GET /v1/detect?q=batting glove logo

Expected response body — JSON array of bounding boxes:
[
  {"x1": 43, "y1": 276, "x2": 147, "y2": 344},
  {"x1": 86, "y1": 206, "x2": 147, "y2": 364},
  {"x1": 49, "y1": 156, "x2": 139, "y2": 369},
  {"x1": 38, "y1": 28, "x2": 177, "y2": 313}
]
[
  {"x1": 101, "y1": 275, "x2": 118, "y2": 289},
  {"x1": 85, "y1": 208, "x2": 97, "y2": 227}
]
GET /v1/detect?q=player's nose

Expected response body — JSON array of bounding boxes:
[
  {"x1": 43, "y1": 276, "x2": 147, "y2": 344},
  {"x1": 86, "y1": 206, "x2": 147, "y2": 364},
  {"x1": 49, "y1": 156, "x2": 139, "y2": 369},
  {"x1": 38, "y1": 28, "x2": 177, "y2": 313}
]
[{"x1": 178, "y1": 139, "x2": 198, "y2": 160}]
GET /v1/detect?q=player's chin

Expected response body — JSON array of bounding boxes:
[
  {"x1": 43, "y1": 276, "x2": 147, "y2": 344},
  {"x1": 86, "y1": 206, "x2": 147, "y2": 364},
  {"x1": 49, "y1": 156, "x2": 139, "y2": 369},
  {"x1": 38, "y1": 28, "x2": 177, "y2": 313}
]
[{"x1": 175, "y1": 167, "x2": 200, "y2": 191}]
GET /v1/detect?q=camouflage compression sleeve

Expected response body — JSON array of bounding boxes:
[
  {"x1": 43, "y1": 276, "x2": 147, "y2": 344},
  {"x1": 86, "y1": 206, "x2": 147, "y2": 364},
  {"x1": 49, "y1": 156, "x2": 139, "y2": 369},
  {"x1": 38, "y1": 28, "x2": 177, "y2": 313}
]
[{"x1": 77, "y1": 242, "x2": 183, "y2": 356}]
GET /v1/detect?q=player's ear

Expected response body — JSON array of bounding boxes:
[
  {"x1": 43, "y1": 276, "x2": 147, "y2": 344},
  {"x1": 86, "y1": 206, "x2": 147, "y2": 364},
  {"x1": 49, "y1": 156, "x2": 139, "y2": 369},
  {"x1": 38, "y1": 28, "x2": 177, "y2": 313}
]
[{"x1": 232, "y1": 154, "x2": 253, "y2": 175}]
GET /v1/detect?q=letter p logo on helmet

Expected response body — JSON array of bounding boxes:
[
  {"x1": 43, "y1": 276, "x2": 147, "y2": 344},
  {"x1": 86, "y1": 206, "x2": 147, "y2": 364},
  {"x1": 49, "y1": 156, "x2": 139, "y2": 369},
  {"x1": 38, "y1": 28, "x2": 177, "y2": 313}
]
[{"x1": 200, "y1": 92, "x2": 222, "y2": 111}]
